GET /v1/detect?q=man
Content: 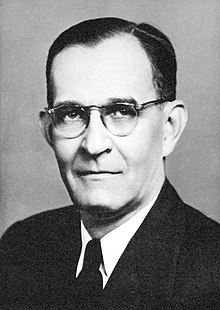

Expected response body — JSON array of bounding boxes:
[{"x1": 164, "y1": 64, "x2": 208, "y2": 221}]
[{"x1": 0, "y1": 17, "x2": 219, "y2": 309}]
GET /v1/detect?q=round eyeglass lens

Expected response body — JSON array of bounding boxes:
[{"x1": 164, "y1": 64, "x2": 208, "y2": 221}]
[
  {"x1": 53, "y1": 106, "x2": 88, "y2": 138},
  {"x1": 103, "y1": 104, "x2": 138, "y2": 136}
]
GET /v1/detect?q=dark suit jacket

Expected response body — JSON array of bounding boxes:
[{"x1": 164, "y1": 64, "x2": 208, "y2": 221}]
[{"x1": 0, "y1": 179, "x2": 220, "y2": 309}]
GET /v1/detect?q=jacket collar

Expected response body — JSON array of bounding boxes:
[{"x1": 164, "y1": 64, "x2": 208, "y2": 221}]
[{"x1": 103, "y1": 178, "x2": 187, "y2": 307}]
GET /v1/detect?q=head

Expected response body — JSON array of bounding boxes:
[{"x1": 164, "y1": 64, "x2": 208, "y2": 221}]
[
  {"x1": 46, "y1": 17, "x2": 177, "y2": 107},
  {"x1": 40, "y1": 17, "x2": 187, "y2": 225}
]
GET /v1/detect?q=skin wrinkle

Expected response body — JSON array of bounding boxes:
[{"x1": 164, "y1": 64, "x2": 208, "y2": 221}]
[
  {"x1": 53, "y1": 39, "x2": 163, "y2": 231},
  {"x1": 43, "y1": 31, "x2": 187, "y2": 238}
]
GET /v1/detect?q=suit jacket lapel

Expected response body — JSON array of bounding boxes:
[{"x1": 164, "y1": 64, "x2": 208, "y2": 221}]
[{"x1": 103, "y1": 179, "x2": 187, "y2": 308}]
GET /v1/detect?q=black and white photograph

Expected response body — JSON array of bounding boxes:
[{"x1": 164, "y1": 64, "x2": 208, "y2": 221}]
[{"x1": 0, "y1": 1, "x2": 220, "y2": 308}]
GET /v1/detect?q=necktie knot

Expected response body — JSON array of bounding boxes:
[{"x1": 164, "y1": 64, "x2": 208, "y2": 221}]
[{"x1": 82, "y1": 239, "x2": 103, "y2": 271}]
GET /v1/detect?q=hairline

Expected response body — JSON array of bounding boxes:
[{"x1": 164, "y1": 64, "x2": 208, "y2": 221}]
[{"x1": 48, "y1": 31, "x2": 157, "y2": 107}]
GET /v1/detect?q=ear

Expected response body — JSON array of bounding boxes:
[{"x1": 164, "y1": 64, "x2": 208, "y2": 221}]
[
  {"x1": 162, "y1": 100, "x2": 188, "y2": 157},
  {"x1": 39, "y1": 110, "x2": 54, "y2": 148}
]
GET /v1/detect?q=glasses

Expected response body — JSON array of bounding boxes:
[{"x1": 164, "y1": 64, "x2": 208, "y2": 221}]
[{"x1": 45, "y1": 98, "x2": 168, "y2": 138}]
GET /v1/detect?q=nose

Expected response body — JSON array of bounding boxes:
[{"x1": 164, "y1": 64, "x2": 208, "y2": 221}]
[{"x1": 81, "y1": 109, "x2": 113, "y2": 156}]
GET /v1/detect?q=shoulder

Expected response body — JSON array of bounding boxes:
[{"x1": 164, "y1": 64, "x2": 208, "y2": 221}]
[
  {"x1": 0, "y1": 206, "x2": 81, "y2": 306},
  {"x1": 171, "y1": 201, "x2": 220, "y2": 304},
  {"x1": 166, "y1": 182, "x2": 220, "y2": 282},
  {"x1": 0, "y1": 205, "x2": 80, "y2": 254},
  {"x1": 163, "y1": 178, "x2": 220, "y2": 241},
  {"x1": 179, "y1": 203, "x2": 220, "y2": 267},
  {"x1": 160, "y1": 179, "x2": 220, "y2": 260},
  {"x1": 181, "y1": 202, "x2": 220, "y2": 247},
  {"x1": 160, "y1": 180, "x2": 220, "y2": 302}
]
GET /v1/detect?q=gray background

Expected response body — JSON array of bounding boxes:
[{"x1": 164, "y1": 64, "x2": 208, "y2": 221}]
[{"x1": 1, "y1": 0, "x2": 220, "y2": 236}]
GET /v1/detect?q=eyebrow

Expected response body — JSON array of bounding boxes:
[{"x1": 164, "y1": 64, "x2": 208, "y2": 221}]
[
  {"x1": 53, "y1": 100, "x2": 81, "y2": 108},
  {"x1": 108, "y1": 97, "x2": 137, "y2": 105},
  {"x1": 54, "y1": 97, "x2": 138, "y2": 108}
]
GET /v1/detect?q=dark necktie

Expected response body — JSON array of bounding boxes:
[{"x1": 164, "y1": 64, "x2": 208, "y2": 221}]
[{"x1": 76, "y1": 239, "x2": 103, "y2": 308}]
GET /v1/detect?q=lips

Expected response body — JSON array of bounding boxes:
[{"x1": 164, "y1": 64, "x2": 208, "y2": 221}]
[{"x1": 76, "y1": 170, "x2": 121, "y2": 176}]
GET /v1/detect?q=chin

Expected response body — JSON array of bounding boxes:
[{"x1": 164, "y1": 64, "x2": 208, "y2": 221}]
[
  {"x1": 71, "y1": 190, "x2": 124, "y2": 209},
  {"x1": 76, "y1": 201, "x2": 132, "y2": 223},
  {"x1": 74, "y1": 195, "x2": 116, "y2": 211},
  {"x1": 71, "y1": 187, "x2": 115, "y2": 206},
  {"x1": 71, "y1": 189, "x2": 139, "y2": 222}
]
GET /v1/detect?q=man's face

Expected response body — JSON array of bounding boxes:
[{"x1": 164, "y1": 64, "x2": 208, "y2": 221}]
[{"x1": 50, "y1": 34, "x2": 166, "y2": 216}]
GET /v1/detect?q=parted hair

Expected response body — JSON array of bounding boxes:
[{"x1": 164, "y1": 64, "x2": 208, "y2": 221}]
[{"x1": 46, "y1": 17, "x2": 177, "y2": 107}]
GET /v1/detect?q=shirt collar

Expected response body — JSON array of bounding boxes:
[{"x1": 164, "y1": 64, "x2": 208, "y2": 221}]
[
  {"x1": 100, "y1": 193, "x2": 158, "y2": 277},
  {"x1": 80, "y1": 192, "x2": 159, "y2": 278}
]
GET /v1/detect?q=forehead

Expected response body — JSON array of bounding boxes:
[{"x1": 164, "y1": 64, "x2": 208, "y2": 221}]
[{"x1": 51, "y1": 34, "x2": 155, "y2": 103}]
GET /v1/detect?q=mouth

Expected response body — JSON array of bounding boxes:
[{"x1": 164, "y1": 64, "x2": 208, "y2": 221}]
[{"x1": 76, "y1": 170, "x2": 121, "y2": 177}]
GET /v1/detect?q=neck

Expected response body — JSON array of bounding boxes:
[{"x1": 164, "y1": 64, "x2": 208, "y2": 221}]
[
  {"x1": 80, "y1": 207, "x2": 140, "y2": 239},
  {"x1": 80, "y1": 178, "x2": 164, "y2": 239}
]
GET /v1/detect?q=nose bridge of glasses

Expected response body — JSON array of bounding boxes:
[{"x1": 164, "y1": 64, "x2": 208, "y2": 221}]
[
  {"x1": 86, "y1": 105, "x2": 107, "y2": 127},
  {"x1": 82, "y1": 105, "x2": 113, "y2": 155},
  {"x1": 87, "y1": 105, "x2": 104, "y2": 115}
]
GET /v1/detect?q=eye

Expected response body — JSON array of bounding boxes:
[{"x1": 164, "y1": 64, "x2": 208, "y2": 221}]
[
  {"x1": 55, "y1": 106, "x2": 85, "y2": 124},
  {"x1": 106, "y1": 104, "x2": 136, "y2": 119}
]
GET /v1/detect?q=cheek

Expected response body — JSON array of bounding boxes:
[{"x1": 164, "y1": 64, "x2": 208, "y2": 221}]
[
  {"x1": 53, "y1": 139, "x2": 80, "y2": 169},
  {"x1": 122, "y1": 119, "x2": 164, "y2": 171}
]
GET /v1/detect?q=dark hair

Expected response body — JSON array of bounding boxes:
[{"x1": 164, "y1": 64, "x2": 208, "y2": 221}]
[{"x1": 46, "y1": 17, "x2": 176, "y2": 107}]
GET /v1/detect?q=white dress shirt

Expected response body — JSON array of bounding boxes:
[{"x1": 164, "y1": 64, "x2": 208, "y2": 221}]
[{"x1": 76, "y1": 194, "x2": 159, "y2": 288}]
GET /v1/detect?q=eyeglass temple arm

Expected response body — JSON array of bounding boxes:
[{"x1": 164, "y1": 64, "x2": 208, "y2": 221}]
[{"x1": 138, "y1": 98, "x2": 172, "y2": 110}]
